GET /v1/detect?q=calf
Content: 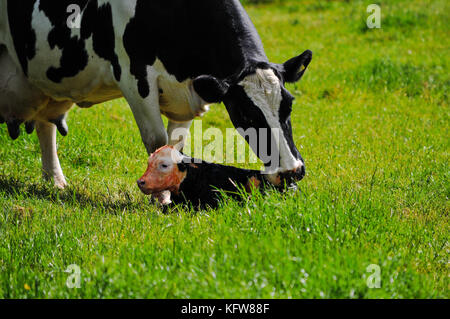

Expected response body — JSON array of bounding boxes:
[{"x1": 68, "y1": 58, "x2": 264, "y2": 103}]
[{"x1": 138, "y1": 146, "x2": 265, "y2": 207}]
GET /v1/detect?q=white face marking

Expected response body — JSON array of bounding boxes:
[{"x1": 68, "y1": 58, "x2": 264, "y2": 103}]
[{"x1": 239, "y1": 68, "x2": 302, "y2": 173}]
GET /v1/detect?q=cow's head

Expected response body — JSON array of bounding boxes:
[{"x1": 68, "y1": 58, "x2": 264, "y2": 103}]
[{"x1": 193, "y1": 50, "x2": 312, "y2": 186}]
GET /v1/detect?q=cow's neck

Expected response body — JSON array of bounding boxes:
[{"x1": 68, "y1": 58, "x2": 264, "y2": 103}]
[
  {"x1": 200, "y1": 0, "x2": 269, "y2": 77},
  {"x1": 144, "y1": 0, "x2": 269, "y2": 81}
]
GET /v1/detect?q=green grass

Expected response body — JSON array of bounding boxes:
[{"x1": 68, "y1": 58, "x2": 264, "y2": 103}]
[{"x1": 0, "y1": 0, "x2": 448, "y2": 298}]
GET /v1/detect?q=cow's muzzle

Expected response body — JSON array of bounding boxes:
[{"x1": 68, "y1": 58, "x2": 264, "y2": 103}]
[
  {"x1": 279, "y1": 164, "x2": 306, "y2": 185},
  {"x1": 265, "y1": 163, "x2": 305, "y2": 188}
]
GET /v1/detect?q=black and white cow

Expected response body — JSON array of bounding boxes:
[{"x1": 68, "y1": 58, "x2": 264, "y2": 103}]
[{"x1": 0, "y1": 0, "x2": 312, "y2": 189}]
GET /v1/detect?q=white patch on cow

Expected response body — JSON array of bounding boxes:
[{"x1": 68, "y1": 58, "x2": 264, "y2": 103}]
[
  {"x1": 26, "y1": 1, "x2": 120, "y2": 103},
  {"x1": 108, "y1": 0, "x2": 137, "y2": 54},
  {"x1": 239, "y1": 68, "x2": 302, "y2": 173},
  {"x1": 29, "y1": 0, "x2": 63, "y2": 88},
  {"x1": 152, "y1": 59, "x2": 209, "y2": 122},
  {"x1": 0, "y1": 43, "x2": 50, "y2": 121}
]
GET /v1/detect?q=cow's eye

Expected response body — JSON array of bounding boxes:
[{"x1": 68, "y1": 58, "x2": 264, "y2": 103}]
[{"x1": 160, "y1": 163, "x2": 170, "y2": 170}]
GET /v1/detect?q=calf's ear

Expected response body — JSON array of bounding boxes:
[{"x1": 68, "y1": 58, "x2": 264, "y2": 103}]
[
  {"x1": 282, "y1": 50, "x2": 313, "y2": 83},
  {"x1": 193, "y1": 75, "x2": 230, "y2": 103}
]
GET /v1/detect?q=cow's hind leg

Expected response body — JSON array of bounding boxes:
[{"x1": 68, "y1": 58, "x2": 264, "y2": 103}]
[
  {"x1": 1, "y1": 45, "x2": 72, "y2": 189},
  {"x1": 36, "y1": 121, "x2": 67, "y2": 189},
  {"x1": 34, "y1": 100, "x2": 73, "y2": 189}
]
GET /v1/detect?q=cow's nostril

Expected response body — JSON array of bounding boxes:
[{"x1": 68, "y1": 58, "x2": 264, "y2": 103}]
[
  {"x1": 278, "y1": 164, "x2": 306, "y2": 186},
  {"x1": 298, "y1": 164, "x2": 306, "y2": 179},
  {"x1": 137, "y1": 179, "x2": 146, "y2": 188}
]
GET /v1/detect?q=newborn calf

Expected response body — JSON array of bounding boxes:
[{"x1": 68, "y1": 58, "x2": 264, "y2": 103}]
[{"x1": 137, "y1": 146, "x2": 264, "y2": 207}]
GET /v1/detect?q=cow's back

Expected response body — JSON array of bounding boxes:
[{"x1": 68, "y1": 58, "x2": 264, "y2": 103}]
[{"x1": 1, "y1": 0, "x2": 268, "y2": 105}]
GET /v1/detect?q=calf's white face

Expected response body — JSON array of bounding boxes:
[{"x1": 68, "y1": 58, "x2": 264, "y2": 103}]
[{"x1": 137, "y1": 146, "x2": 186, "y2": 196}]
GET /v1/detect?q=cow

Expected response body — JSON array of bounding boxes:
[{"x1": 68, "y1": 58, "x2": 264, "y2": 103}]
[{"x1": 0, "y1": 0, "x2": 312, "y2": 190}]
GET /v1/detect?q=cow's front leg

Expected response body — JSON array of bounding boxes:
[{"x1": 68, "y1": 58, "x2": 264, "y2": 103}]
[
  {"x1": 36, "y1": 121, "x2": 67, "y2": 189},
  {"x1": 120, "y1": 74, "x2": 168, "y2": 154},
  {"x1": 167, "y1": 120, "x2": 193, "y2": 151}
]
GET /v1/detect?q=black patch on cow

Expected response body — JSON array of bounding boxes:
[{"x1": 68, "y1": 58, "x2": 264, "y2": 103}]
[
  {"x1": 38, "y1": 0, "x2": 90, "y2": 83},
  {"x1": 6, "y1": 0, "x2": 37, "y2": 76},
  {"x1": 193, "y1": 75, "x2": 230, "y2": 103},
  {"x1": 122, "y1": 6, "x2": 156, "y2": 98},
  {"x1": 80, "y1": 1, "x2": 121, "y2": 81},
  {"x1": 122, "y1": 0, "x2": 268, "y2": 99},
  {"x1": 278, "y1": 86, "x2": 302, "y2": 162},
  {"x1": 34, "y1": 0, "x2": 120, "y2": 83}
]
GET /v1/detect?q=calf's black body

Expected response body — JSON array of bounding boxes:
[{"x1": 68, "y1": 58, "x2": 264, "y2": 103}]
[{"x1": 173, "y1": 159, "x2": 265, "y2": 208}]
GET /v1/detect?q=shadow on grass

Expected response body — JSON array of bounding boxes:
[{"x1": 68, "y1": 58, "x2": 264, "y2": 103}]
[
  {"x1": 0, "y1": 176, "x2": 148, "y2": 213},
  {"x1": 0, "y1": 176, "x2": 274, "y2": 215}
]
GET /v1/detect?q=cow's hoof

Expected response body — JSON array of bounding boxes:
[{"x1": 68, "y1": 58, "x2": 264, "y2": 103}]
[
  {"x1": 43, "y1": 171, "x2": 68, "y2": 189},
  {"x1": 54, "y1": 178, "x2": 68, "y2": 190}
]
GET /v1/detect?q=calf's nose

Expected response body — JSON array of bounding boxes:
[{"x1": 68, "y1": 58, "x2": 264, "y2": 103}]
[{"x1": 137, "y1": 179, "x2": 146, "y2": 188}]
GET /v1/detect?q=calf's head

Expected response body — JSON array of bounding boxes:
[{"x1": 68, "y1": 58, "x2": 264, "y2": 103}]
[
  {"x1": 193, "y1": 50, "x2": 312, "y2": 187},
  {"x1": 137, "y1": 146, "x2": 186, "y2": 203}
]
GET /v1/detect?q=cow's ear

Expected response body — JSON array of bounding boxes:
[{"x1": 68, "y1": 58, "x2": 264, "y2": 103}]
[
  {"x1": 282, "y1": 50, "x2": 313, "y2": 83},
  {"x1": 193, "y1": 75, "x2": 230, "y2": 103}
]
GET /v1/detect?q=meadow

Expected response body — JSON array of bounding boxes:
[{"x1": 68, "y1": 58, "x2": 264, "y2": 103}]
[{"x1": 0, "y1": 0, "x2": 448, "y2": 298}]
